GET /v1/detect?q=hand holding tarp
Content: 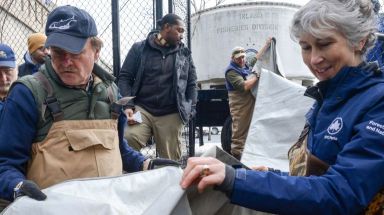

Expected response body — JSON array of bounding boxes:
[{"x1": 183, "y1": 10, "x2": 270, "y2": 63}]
[
  {"x1": 180, "y1": 157, "x2": 226, "y2": 193},
  {"x1": 147, "y1": 158, "x2": 181, "y2": 170},
  {"x1": 14, "y1": 180, "x2": 47, "y2": 201}
]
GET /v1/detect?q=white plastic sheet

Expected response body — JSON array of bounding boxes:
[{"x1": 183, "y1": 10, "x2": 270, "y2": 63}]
[
  {"x1": 2, "y1": 167, "x2": 190, "y2": 215},
  {"x1": 241, "y1": 70, "x2": 314, "y2": 171}
]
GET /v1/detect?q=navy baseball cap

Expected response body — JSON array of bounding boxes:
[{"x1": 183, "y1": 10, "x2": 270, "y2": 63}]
[
  {"x1": 0, "y1": 43, "x2": 16, "y2": 68},
  {"x1": 45, "y1": 5, "x2": 98, "y2": 54}
]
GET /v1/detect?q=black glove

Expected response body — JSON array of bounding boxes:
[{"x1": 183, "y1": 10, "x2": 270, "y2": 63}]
[
  {"x1": 14, "y1": 180, "x2": 47, "y2": 201},
  {"x1": 147, "y1": 158, "x2": 181, "y2": 170}
]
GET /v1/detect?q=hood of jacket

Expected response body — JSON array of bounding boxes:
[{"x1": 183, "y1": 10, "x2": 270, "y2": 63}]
[{"x1": 23, "y1": 51, "x2": 36, "y2": 66}]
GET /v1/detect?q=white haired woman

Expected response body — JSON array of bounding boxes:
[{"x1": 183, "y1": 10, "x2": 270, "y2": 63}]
[{"x1": 180, "y1": 0, "x2": 384, "y2": 214}]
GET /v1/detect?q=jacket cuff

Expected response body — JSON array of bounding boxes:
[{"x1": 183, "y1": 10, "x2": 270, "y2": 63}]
[
  {"x1": 8, "y1": 178, "x2": 24, "y2": 201},
  {"x1": 214, "y1": 164, "x2": 235, "y2": 197}
]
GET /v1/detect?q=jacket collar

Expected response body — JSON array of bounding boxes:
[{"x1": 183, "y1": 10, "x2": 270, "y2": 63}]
[{"x1": 304, "y1": 62, "x2": 383, "y2": 102}]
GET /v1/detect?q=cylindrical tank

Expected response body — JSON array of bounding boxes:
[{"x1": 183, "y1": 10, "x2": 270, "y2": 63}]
[{"x1": 191, "y1": 2, "x2": 313, "y2": 87}]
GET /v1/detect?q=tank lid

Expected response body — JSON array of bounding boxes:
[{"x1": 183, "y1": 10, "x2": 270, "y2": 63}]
[{"x1": 192, "y1": 1, "x2": 302, "y2": 17}]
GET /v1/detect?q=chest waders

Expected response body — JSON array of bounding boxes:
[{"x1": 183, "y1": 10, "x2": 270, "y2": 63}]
[{"x1": 26, "y1": 72, "x2": 123, "y2": 189}]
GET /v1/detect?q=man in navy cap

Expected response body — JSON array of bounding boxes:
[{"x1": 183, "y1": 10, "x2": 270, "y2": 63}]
[
  {"x1": 0, "y1": 43, "x2": 18, "y2": 112},
  {"x1": 0, "y1": 5, "x2": 157, "y2": 206}
]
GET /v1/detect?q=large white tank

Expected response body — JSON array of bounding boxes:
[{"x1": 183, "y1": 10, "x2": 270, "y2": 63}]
[{"x1": 191, "y1": 2, "x2": 313, "y2": 87}]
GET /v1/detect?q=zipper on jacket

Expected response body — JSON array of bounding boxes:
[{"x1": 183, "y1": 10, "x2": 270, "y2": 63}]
[{"x1": 156, "y1": 54, "x2": 166, "y2": 105}]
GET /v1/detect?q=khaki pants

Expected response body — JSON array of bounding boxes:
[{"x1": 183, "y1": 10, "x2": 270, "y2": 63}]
[
  {"x1": 228, "y1": 91, "x2": 255, "y2": 159},
  {"x1": 125, "y1": 106, "x2": 183, "y2": 160}
]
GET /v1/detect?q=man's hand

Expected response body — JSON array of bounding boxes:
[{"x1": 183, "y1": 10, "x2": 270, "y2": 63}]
[
  {"x1": 124, "y1": 108, "x2": 137, "y2": 125},
  {"x1": 144, "y1": 158, "x2": 181, "y2": 170},
  {"x1": 14, "y1": 180, "x2": 47, "y2": 201},
  {"x1": 255, "y1": 36, "x2": 273, "y2": 60}
]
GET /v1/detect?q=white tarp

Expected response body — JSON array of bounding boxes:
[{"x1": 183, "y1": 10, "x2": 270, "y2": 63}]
[
  {"x1": 2, "y1": 167, "x2": 191, "y2": 215},
  {"x1": 241, "y1": 70, "x2": 314, "y2": 171}
]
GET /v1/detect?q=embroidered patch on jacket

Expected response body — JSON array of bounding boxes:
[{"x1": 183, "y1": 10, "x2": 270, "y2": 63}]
[{"x1": 327, "y1": 117, "x2": 343, "y2": 135}]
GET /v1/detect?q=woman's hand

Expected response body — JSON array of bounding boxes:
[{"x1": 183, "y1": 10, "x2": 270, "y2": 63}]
[{"x1": 180, "y1": 157, "x2": 226, "y2": 193}]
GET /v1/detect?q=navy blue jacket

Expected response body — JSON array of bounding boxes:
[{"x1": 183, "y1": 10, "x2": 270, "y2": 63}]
[{"x1": 229, "y1": 62, "x2": 384, "y2": 214}]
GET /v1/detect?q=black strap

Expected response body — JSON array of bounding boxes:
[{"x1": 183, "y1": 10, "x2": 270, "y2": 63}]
[
  {"x1": 107, "y1": 86, "x2": 119, "y2": 120},
  {"x1": 33, "y1": 72, "x2": 64, "y2": 122}
]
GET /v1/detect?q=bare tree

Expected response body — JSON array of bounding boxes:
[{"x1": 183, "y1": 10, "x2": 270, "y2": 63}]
[
  {"x1": 190, "y1": 0, "x2": 226, "y2": 39},
  {"x1": 215, "y1": 0, "x2": 226, "y2": 7},
  {"x1": 191, "y1": 0, "x2": 226, "y2": 13}
]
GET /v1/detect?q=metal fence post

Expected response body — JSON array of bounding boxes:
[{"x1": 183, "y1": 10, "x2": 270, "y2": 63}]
[
  {"x1": 168, "y1": 0, "x2": 173, "y2": 13},
  {"x1": 155, "y1": 0, "x2": 163, "y2": 29},
  {"x1": 111, "y1": 0, "x2": 121, "y2": 79},
  {"x1": 187, "y1": 0, "x2": 191, "y2": 49},
  {"x1": 188, "y1": 119, "x2": 195, "y2": 157},
  {"x1": 186, "y1": 0, "x2": 194, "y2": 156}
]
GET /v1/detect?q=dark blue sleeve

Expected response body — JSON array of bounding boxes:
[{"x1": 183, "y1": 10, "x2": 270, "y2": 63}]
[
  {"x1": 0, "y1": 84, "x2": 38, "y2": 201},
  {"x1": 118, "y1": 103, "x2": 145, "y2": 172}
]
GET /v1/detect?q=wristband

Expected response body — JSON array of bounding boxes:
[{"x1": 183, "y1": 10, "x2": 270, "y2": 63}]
[{"x1": 13, "y1": 181, "x2": 23, "y2": 199}]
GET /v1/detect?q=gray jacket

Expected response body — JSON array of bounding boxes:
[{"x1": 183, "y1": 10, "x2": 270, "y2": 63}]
[{"x1": 118, "y1": 36, "x2": 197, "y2": 124}]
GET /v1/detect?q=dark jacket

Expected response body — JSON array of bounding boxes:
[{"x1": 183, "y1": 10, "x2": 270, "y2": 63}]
[
  {"x1": 18, "y1": 52, "x2": 42, "y2": 77},
  {"x1": 118, "y1": 33, "x2": 197, "y2": 123}
]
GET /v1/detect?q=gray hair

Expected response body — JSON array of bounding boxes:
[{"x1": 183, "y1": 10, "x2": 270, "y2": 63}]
[{"x1": 290, "y1": 0, "x2": 377, "y2": 56}]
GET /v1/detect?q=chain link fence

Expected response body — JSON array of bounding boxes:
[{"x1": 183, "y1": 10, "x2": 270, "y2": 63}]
[
  {"x1": 0, "y1": 1, "x2": 51, "y2": 66},
  {"x1": 0, "y1": 0, "x2": 192, "y2": 163}
]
